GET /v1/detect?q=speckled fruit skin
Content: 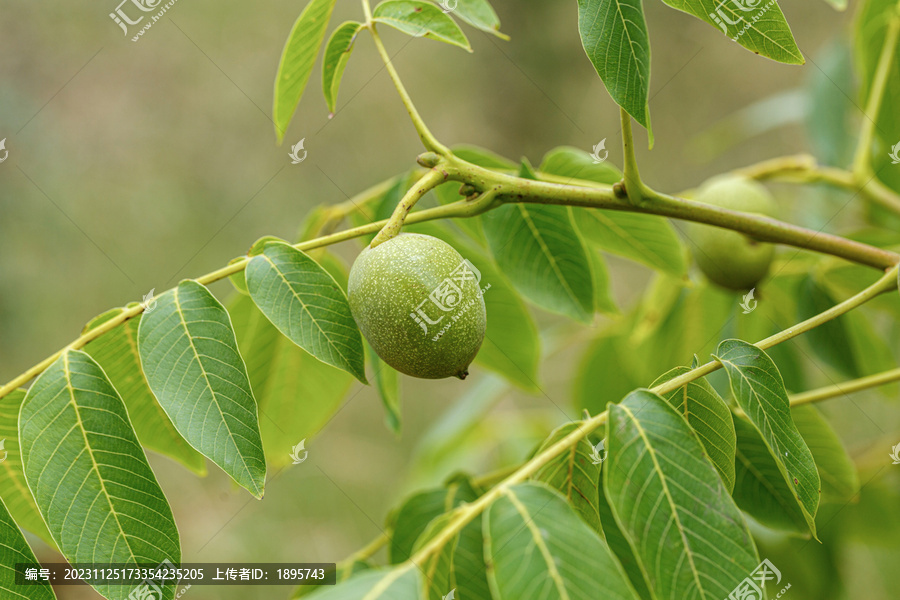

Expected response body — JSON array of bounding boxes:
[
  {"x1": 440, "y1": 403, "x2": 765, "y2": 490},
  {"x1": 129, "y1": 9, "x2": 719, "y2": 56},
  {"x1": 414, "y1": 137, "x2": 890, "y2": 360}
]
[
  {"x1": 348, "y1": 233, "x2": 486, "y2": 380},
  {"x1": 687, "y1": 175, "x2": 779, "y2": 291}
]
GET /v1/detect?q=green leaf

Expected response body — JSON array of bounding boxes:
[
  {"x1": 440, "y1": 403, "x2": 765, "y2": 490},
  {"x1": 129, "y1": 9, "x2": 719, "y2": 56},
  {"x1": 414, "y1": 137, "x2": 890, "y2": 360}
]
[
  {"x1": 587, "y1": 247, "x2": 619, "y2": 314},
  {"x1": 856, "y1": 0, "x2": 900, "y2": 149},
  {"x1": 82, "y1": 307, "x2": 207, "y2": 475},
  {"x1": 658, "y1": 0, "x2": 804, "y2": 65},
  {"x1": 484, "y1": 482, "x2": 639, "y2": 599},
  {"x1": 482, "y1": 203, "x2": 594, "y2": 322},
  {"x1": 651, "y1": 367, "x2": 737, "y2": 493},
  {"x1": 538, "y1": 146, "x2": 622, "y2": 185},
  {"x1": 246, "y1": 241, "x2": 367, "y2": 383},
  {"x1": 427, "y1": 0, "x2": 507, "y2": 38},
  {"x1": 19, "y1": 350, "x2": 180, "y2": 600},
  {"x1": 389, "y1": 478, "x2": 479, "y2": 563},
  {"x1": 138, "y1": 280, "x2": 267, "y2": 498},
  {"x1": 410, "y1": 220, "x2": 541, "y2": 390},
  {"x1": 452, "y1": 509, "x2": 492, "y2": 600},
  {"x1": 274, "y1": 0, "x2": 338, "y2": 140},
  {"x1": 732, "y1": 414, "x2": 809, "y2": 535},
  {"x1": 373, "y1": 0, "x2": 472, "y2": 51},
  {"x1": 322, "y1": 22, "x2": 363, "y2": 115},
  {"x1": 797, "y1": 276, "x2": 860, "y2": 378},
  {"x1": 792, "y1": 405, "x2": 859, "y2": 503},
  {"x1": 575, "y1": 209, "x2": 687, "y2": 276},
  {"x1": 597, "y1": 476, "x2": 653, "y2": 600},
  {"x1": 806, "y1": 40, "x2": 855, "y2": 167},
  {"x1": 433, "y1": 181, "x2": 486, "y2": 242},
  {"x1": 0, "y1": 390, "x2": 54, "y2": 548},
  {"x1": 577, "y1": 0, "x2": 652, "y2": 137},
  {"x1": 714, "y1": 339, "x2": 821, "y2": 537},
  {"x1": 0, "y1": 497, "x2": 56, "y2": 600},
  {"x1": 605, "y1": 391, "x2": 760, "y2": 599},
  {"x1": 451, "y1": 145, "x2": 517, "y2": 170},
  {"x1": 411, "y1": 512, "x2": 457, "y2": 599},
  {"x1": 229, "y1": 294, "x2": 353, "y2": 469},
  {"x1": 302, "y1": 565, "x2": 420, "y2": 599},
  {"x1": 532, "y1": 422, "x2": 603, "y2": 531},
  {"x1": 367, "y1": 341, "x2": 402, "y2": 434}
]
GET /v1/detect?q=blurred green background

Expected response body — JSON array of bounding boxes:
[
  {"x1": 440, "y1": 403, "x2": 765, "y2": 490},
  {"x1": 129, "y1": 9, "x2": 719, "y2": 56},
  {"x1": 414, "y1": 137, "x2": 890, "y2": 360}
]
[{"x1": 2, "y1": 0, "x2": 899, "y2": 598}]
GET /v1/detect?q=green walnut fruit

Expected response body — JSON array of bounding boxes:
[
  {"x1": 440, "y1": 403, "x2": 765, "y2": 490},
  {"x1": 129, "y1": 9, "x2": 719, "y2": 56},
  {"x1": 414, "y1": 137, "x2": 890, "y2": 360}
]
[
  {"x1": 348, "y1": 233, "x2": 486, "y2": 380},
  {"x1": 687, "y1": 175, "x2": 778, "y2": 291}
]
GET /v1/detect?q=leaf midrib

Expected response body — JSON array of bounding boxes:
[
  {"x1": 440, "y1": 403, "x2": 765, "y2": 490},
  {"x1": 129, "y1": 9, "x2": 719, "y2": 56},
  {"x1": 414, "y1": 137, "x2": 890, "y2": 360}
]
[
  {"x1": 61, "y1": 352, "x2": 139, "y2": 566},
  {"x1": 172, "y1": 287, "x2": 261, "y2": 497},
  {"x1": 504, "y1": 487, "x2": 570, "y2": 600},
  {"x1": 516, "y1": 204, "x2": 585, "y2": 315},
  {"x1": 619, "y1": 402, "x2": 705, "y2": 597}
]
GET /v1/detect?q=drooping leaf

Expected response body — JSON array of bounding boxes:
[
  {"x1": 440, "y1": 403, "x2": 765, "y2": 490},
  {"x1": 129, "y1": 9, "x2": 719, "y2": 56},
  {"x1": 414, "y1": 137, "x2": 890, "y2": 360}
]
[
  {"x1": 410, "y1": 220, "x2": 541, "y2": 391},
  {"x1": 577, "y1": 0, "x2": 652, "y2": 137},
  {"x1": 0, "y1": 390, "x2": 54, "y2": 548},
  {"x1": 797, "y1": 276, "x2": 860, "y2": 378},
  {"x1": 0, "y1": 497, "x2": 56, "y2": 600},
  {"x1": 856, "y1": 0, "x2": 900, "y2": 155},
  {"x1": 389, "y1": 478, "x2": 479, "y2": 564},
  {"x1": 806, "y1": 40, "x2": 855, "y2": 167},
  {"x1": 452, "y1": 508, "x2": 492, "y2": 600},
  {"x1": 138, "y1": 280, "x2": 267, "y2": 498},
  {"x1": 532, "y1": 422, "x2": 603, "y2": 531},
  {"x1": 597, "y1": 475, "x2": 653, "y2": 600},
  {"x1": 82, "y1": 307, "x2": 207, "y2": 475},
  {"x1": 19, "y1": 350, "x2": 180, "y2": 600},
  {"x1": 605, "y1": 391, "x2": 760, "y2": 600},
  {"x1": 714, "y1": 339, "x2": 821, "y2": 537},
  {"x1": 576, "y1": 209, "x2": 687, "y2": 276},
  {"x1": 427, "y1": 0, "x2": 507, "y2": 38},
  {"x1": 411, "y1": 512, "x2": 457, "y2": 600},
  {"x1": 484, "y1": 482, "x2": 639, "y2": 599},
  {"x1": 586, "y1": 247, "x2": 619, "y2": 314},
  {"x1": 367, "y1": 341, "x2": 402, "y2": 434},
  {"x1": 246, "y1": 241, "x2": 367, "y2": 383},
  {"x1": 792, "y1": 405, "x2": 859, "y2": 503},
  {"x1": 482, "y1": 203, "x2": 594, "y2": 322},
  {"x1": 274, "y1": 0, "x2": 338, "y2": 140},
  {"x1": 732, "y1": 414, "x2": 809, "y2": 535},
  {"x1": 302, "y1": 565, "x2": 421, "y2": 599},
  {"x1": 652, "y1": 366, "x2": 737, "y2": 492},
  {"x1": 322, "y1": 22, "x2": 363, "y2": 115},
  {"x1": 451, "y1": 145, "x2": 517, "y2": 170},
  {"x1": 658, "y1": 0, "x2": 804, "y2": 65},
  {"x1": 229, "y1": 294, "x2": 352, "y2": 469},
  {"x1": 373, "y1": 0, "x2": 472, "y2": 51},
  {"x1": 538, "y1": 146, "x2": 622, "y2": 185}
]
